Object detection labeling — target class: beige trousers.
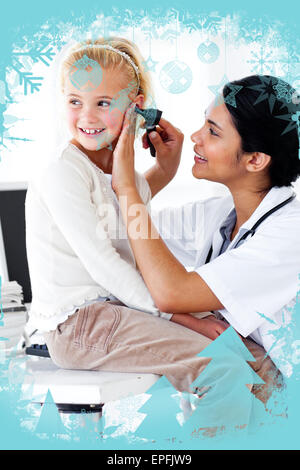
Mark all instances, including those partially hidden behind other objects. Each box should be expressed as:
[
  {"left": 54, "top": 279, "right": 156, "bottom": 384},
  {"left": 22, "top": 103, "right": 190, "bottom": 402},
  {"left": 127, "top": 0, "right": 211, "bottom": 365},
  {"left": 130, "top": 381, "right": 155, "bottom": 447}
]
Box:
[{"left": 44, "top": 301, "right": 281, "bottom": 406}]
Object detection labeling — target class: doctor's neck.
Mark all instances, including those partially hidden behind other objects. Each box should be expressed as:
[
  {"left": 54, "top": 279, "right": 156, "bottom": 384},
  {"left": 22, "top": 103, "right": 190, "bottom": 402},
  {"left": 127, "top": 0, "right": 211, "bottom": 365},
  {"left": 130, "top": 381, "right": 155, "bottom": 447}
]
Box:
[{"left": 229, "top": 177, "right": 271, "bottom": 235}]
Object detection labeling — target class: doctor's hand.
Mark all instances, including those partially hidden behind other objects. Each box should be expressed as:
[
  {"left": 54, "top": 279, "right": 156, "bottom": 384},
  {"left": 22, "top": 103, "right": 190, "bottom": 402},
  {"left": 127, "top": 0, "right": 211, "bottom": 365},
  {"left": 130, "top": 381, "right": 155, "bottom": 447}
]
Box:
[{"left": 143, "top": 118, "right": 184, "bottom": 197}]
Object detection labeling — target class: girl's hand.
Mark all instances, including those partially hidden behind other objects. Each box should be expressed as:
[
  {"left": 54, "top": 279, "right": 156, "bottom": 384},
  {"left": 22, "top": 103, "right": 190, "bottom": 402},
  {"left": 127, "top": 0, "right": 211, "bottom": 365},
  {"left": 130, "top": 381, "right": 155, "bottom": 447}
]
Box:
[
  {"left": 171, "top": 314, "right": 229, "bottom": 340},
  {"left": 194, "top": 315, "right": 229, "bottom": 340},
  {"left": 112, "top": 103, "right": 137, "bottom": 196}
]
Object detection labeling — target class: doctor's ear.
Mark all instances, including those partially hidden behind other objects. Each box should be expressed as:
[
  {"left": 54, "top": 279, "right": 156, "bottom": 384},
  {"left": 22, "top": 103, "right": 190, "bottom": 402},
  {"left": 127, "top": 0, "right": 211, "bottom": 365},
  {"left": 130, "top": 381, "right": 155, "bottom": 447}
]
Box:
[{"left": 245, "top": 152, "right": 271, "bottom": 173}]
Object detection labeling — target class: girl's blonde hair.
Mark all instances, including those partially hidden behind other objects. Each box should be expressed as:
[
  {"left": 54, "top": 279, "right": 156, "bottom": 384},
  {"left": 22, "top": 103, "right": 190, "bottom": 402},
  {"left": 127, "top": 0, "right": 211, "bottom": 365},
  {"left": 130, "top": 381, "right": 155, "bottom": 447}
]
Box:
[{"left": 60, "top": 37, "right": 154, "bottom": 109}]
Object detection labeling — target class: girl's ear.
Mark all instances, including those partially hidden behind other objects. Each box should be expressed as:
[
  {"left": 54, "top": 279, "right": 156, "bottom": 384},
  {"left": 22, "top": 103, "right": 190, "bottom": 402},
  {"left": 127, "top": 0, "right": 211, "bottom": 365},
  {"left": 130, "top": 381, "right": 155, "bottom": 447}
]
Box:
[{"left": 133, "top": 94, "right": 144, "bottom": 109}]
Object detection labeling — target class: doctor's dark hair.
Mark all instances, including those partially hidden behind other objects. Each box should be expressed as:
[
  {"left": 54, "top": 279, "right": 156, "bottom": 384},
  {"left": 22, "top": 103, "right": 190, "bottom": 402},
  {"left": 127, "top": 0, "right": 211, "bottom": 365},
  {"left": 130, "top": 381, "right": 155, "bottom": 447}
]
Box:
[{"left": 222, "top": 75, "right": 300, "bottom": 188}]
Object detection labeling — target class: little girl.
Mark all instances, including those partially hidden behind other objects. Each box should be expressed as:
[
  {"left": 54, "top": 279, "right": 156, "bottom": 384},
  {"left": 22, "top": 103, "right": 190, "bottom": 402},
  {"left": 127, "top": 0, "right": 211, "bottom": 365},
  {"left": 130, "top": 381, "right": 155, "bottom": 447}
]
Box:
[
  {"left": 26, "top": 37, "right": 173, "bottom": 333},
  {"left": 25, "top": 37, "right": 274, "bottom": 407}
]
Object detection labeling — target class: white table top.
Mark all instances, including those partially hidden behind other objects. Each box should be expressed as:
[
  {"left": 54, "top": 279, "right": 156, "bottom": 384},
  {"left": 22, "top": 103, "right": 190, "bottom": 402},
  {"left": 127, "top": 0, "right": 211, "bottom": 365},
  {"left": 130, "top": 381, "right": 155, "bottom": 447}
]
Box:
[{"left": 21, "top": 355, "right": 160, "bottom": 405}]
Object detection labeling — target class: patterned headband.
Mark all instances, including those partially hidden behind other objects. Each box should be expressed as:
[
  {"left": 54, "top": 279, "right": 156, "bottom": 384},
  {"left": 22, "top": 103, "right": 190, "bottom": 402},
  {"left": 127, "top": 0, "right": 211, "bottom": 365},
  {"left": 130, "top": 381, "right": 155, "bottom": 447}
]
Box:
[{"left": 73, "top": 44, "right": 140, "bottom": 88}]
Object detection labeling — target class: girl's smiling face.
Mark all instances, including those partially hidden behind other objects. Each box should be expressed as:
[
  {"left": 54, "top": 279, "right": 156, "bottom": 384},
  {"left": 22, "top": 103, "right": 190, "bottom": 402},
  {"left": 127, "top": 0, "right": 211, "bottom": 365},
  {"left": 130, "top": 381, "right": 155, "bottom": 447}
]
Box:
[
  {"left": 190, "top": 99, "right": 246, "bottom": 186},
  {"left": 63, "top": 65, "right": 139, "bottom": 152}
]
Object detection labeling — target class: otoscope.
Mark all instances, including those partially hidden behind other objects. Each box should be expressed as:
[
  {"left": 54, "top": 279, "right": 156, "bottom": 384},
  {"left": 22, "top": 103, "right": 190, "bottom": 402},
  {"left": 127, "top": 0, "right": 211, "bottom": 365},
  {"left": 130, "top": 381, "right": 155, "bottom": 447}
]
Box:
[{"left": 135, "top": 105, "right": 162, "bottom": 157}]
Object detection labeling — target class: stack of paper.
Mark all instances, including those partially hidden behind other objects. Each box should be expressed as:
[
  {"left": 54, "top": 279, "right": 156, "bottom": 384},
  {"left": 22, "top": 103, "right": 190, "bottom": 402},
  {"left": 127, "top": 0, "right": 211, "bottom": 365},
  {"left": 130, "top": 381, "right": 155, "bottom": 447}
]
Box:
[
  {"left": 0, "top": 281, "right": 27, "bottom": 351},
  {"left": 1, "top": 280, "right": 26, "bottom": 312}
]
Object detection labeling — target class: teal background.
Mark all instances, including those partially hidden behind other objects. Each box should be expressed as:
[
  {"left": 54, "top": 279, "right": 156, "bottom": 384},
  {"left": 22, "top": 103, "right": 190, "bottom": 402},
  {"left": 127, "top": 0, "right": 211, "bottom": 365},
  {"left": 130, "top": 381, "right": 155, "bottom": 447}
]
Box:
[{"left": 0, "top": 0, "right": 299, "bottom": 450}]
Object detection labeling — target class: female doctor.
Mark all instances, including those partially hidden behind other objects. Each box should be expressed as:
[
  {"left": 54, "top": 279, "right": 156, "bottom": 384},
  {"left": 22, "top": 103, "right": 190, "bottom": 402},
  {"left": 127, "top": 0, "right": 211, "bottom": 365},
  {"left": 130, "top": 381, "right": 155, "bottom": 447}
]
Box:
[{"left": 112, "top": 74, "right": 300, "bottom": 379}]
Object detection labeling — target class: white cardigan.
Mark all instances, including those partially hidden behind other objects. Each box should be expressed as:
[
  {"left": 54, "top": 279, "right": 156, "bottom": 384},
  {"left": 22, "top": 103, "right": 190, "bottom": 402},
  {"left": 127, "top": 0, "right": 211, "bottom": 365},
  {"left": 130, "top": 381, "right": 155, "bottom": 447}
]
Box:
[{"left": 25, "top": 143, "right": 171, "bottom": 332}]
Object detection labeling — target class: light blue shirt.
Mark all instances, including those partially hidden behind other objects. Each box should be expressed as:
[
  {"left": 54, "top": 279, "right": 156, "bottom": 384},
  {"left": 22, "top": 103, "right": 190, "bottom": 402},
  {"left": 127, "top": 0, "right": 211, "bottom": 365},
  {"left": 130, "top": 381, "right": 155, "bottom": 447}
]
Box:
[{"left": 218, "top": 208, "right": 237, "bottom": 256}]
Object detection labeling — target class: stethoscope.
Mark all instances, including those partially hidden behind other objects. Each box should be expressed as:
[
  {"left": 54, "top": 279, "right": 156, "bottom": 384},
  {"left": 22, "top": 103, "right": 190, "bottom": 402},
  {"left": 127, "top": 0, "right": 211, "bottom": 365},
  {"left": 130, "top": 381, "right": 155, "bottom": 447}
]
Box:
[{"left": 205, "top": 193, "right": 296, "bottom": 264}]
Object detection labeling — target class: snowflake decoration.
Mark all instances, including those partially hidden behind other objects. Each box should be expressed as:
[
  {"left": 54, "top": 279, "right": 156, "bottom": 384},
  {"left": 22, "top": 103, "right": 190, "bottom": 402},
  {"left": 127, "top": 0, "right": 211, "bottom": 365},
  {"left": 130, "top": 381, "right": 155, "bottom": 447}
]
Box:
[
  {"left": 248, "top": 75, "right": 279, "bottom": 113},
  {"left": 276, "top": 110, "right": 300, "bottom": 136},
  {"left": 275, "top": 110, "right": 300, "bottom": 159},
  {"left": 159, "top": 28, "right": 180, "bottom": 43},
  {"left": 273, "top": 81, "right": 294, "bottom": 104},
  {"left": 224, "top": 84, "right": 243, "bottom": 108},
  {"left": 292, "top": 111, "right": 300, "bottom": 159},
  {"left": 238, "top": 16, "right": 269, "bottom": 43},
  {"left": 292, "top": 111, "right": 300, "bottom": 125},
  {"left": 12, "top": 44, "right": 55, "bottom": 67},
  {"left": 123, "top": 9, "right": 146, "bottom": 29},
  {"left": 199, "top": 14, "right": 223, "bottom": 36},
  {"left": 247, "top": 47, "right": 276, "bottom": 75},
  {"left": 142, "top": 25, "right": 159, "bottom": 40}
]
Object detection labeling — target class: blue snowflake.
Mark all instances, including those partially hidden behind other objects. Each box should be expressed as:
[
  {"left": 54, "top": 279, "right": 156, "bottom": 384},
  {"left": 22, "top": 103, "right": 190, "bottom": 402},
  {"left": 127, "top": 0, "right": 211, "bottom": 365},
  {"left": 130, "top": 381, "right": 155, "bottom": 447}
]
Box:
[
  {"left": 291, "top": 111, "right": 300, "bottom": 159},
  {"left": 276, "top": 110, "right": 300, "bottom": 160},
  {"left": 123, "top": 9, "right": 146, "bottom": 29},
  {"left": 12, "top": 44, "right": 55, "bottom": 67},
  {"left": 248, "top": 75, "right": 279, "bottom": 113},
  {"left": 201, "top": 14, "right": 223, "bottom": 36},
  {"left": 273, "top": 81, "right": 294, "bottom": 104},
  {"left": 159, "top": 28, "right": 180, "bottom": 43},
  {"left": 11, "top": 65, "right": 43, "bottom": 95},
  {"left": 142, "top": 25, "right": 159, "bottom": 40},
  {"left": 247, "top": 47, "right": 276, "bottom": 75},
  {"left": 238, "top": 15, "right": 274, "bottom": 44}
]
